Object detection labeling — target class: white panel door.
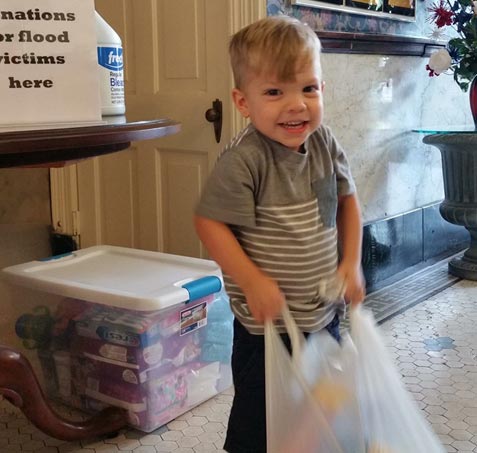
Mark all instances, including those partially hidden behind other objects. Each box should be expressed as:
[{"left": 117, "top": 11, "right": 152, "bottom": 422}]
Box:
[{"left": 50, "top": 0, "right": 266, "bottom": 258}]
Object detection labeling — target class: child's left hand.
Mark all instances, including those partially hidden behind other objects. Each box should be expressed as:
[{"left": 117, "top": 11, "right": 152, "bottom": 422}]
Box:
[{"left": 337, "top": 264, "right": 365, "bottom": 306}]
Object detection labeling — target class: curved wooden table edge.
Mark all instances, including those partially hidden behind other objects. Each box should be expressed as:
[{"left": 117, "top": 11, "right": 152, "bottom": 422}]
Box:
[
  {"left": 0, "top": 118, "right": 181, "bottom": 168},
  {"left": 0, "top": 345, "right": 129, "bottom": 441}
]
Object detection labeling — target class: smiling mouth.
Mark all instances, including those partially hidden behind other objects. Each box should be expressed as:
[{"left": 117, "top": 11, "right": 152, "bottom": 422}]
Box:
[{"left": 280, "top": 121, "right": 307, "bottom": 130}]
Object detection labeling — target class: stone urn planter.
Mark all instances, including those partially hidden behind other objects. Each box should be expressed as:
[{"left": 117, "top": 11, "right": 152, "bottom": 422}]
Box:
[{"left": 423, "top": 132, "right": 477, "bottom": 279}]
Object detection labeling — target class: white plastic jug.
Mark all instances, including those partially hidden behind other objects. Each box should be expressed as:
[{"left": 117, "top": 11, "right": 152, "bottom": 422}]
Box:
[{"left": 95, "top": 11, "right": 125, "bottom": 116}]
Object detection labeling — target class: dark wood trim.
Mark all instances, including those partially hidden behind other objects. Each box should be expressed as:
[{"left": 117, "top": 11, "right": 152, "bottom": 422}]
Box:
[
  {"left": 0, "top": 117, "right": 181, "bottom": 168},
  {"left": 317, "top": 31, "right": 446, "bottom": 56}
]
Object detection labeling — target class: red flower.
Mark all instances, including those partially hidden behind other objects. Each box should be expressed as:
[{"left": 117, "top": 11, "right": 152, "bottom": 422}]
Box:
[
  {"left": 428, "top": 0, "right": 454, "bottom": 27},
  {"left": 426, "top": 64, "right": 440, "bottom": 77}
]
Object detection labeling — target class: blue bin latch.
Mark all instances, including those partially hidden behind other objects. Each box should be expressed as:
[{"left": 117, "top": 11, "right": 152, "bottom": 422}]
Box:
[
  {"left": 182, "top": 276, "right": 222, "bottom": 303},
  {"left": 39, "top": 252, "right": 74, "bottom": 262}
]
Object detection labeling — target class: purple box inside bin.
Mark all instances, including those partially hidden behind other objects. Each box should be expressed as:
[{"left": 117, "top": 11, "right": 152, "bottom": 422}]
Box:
[
  {"left": 74, "top": 295, "right": 213, "bottom": 348},
  {"left": 69, "top": 297, "right": 211, "bottom": 373},
  {"left": 83, "top": 365, "right": 189, "bottom": 411},
  {"left": 71, "top": 328, "right": 201, "bottom": 371},
  {"left": 70, "top": 333, "right": 201, "bottom": 385},
  {"left": 74, "top": 360, "right": 220, "bottom": 432}
]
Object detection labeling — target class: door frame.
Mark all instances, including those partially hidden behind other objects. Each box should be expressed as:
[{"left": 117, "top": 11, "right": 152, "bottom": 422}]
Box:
[{"left": 50, "top": 0, "right": 266, "bottom": 244}]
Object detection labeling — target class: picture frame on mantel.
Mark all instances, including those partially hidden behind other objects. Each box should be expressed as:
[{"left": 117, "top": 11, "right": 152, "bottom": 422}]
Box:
[
  {"left": 292, "top": 0, "right": 415, "bottom": 22},
  {"left": 277, "top": 0, "right": 445, "bottom": 57}
]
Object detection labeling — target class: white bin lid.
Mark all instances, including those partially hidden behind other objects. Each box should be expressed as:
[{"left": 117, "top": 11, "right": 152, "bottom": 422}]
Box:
[{"left": 1, "top": 245, "right": 223, "bottom": 311}]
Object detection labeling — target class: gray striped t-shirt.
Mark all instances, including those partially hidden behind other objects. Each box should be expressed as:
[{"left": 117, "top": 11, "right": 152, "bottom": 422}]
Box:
[{"left": 196, "top": 124, "right": 356, "bottom": 335}]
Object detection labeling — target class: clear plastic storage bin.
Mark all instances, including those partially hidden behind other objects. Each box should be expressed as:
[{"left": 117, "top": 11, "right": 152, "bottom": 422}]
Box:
[{"left": 2, "top": 245, "right": 233, "bottom": 432}]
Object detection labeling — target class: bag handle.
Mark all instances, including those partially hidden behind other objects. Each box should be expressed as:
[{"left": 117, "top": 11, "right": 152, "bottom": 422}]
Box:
[
  {"left": 264, "top": 305, "right": 304, "bottom": 366},
  {"left": 264, "top": 306, "right": 348, "bottom": 453},
  {"left": 281, "top": 306, "right": 303, "bottom": 362}
]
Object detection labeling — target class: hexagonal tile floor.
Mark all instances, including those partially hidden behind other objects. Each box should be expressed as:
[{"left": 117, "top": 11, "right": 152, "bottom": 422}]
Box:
[{"left": 1, "top": 259, "right": 477, "bottom": 452}]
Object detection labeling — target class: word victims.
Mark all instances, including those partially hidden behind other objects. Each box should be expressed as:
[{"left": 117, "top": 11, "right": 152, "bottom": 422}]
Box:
[{"left": 2, "top": 30, "right": 70, "bottom": 89}]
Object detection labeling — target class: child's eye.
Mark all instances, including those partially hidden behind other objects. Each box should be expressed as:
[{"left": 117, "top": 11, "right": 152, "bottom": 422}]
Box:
[
  {"left": 264, "top": 89, "right": 281, "bottom": 96},
  {"left": 303, "top": 85, "right": 319, "bottom": 93}
]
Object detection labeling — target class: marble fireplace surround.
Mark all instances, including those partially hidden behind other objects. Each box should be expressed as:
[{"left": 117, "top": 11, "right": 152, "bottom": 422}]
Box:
[
  {"left": 314, "top": 32, "right": 467, "bottom": 286},
  {"left": 318, "top": 42, "right": 470, "bottom": 285}
]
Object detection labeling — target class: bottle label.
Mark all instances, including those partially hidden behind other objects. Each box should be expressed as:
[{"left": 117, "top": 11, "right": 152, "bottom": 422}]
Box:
[
  {"left": 97, "top": 46, "right": 124, "bottom": 71},
  {"left": 97, "top": 45, "right": 125, "bottom": 114}
]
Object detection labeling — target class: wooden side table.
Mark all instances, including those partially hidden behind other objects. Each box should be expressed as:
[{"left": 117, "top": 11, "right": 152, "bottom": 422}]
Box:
[
  {"left": 0, "top": 117, "right": 180, "bottom": 439},
  {"left": 0, "top": 117, "right": 180, "bottom": 168}
]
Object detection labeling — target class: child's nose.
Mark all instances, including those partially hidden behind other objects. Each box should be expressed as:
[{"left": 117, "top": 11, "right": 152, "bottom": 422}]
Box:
[{"left": 286, "top": 94, "right": 306, "bottom": 112}]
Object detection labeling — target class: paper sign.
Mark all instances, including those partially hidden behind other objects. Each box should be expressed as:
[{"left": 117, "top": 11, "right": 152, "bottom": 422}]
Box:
[{"left": 0, "top": 0, "right": 101, "bottom": 125}]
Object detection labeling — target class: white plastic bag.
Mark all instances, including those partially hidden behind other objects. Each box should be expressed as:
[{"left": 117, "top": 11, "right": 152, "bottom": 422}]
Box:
[
  {"left": 266, "top": 306, "right": 445, "bottom": 453},
  {"left": 265, "top": 308, "right": 365, "bottom": 453},
  {"left": 350, "top": 306, "right": 445, "bottom": 453}
]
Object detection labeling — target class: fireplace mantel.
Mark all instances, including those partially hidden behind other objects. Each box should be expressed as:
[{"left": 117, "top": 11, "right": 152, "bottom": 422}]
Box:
[{"left": 317, "top": 31, "right": 445, "bottom": 57}]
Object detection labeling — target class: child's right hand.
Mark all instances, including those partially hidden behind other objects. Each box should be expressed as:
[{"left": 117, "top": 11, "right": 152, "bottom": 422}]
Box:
[{"left": 242, "top": 275, "right": 285, "bottom": 323}]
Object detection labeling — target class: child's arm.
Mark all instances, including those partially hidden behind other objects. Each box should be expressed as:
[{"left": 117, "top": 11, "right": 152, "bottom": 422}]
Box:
[
  {"left": 336, "top": 193, "right": 365, "bottom": 306},
  {"left": 194, "top": 215, "right": 285, "bottom": 322}
]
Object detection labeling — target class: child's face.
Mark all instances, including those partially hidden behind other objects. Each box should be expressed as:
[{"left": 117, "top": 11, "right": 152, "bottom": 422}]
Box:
[{"left": 232, "top": 60, "right": 324, "bottom": 152}]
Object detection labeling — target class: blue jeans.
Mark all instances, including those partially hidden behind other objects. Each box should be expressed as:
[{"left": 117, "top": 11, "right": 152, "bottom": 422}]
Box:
[{"left": 223, "top": 314, "right": 341, "bottom": 453}]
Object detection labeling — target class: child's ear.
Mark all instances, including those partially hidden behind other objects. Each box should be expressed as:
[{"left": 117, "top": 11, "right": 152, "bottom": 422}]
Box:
[{"left": 232, "top": 88, "right": 250, "bottom": 118}]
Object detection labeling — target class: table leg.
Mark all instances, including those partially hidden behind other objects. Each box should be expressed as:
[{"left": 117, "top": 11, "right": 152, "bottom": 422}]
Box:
[{"left": 0, "top": 345, "right": 128, "bottom": 441}]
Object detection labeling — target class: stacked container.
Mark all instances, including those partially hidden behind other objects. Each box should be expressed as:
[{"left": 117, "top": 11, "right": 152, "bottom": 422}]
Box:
[{"left": 3, "top": 246, "right": 233, "bottom": 432}]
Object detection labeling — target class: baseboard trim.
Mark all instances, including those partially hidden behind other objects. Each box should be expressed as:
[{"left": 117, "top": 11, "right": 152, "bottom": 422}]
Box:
[{"left": 362, "top": 203, "right": 468, "bottom": 291}]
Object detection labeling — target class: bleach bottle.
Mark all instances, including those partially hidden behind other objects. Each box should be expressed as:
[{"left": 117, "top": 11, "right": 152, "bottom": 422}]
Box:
[{"left": 95, "top": 11, "right": 125, "bottom": 116}]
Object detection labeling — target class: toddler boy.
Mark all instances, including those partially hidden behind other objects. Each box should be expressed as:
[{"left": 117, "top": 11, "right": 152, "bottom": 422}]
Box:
[{"left": 194, "top": 15, "right": 365, "bottom": 453}]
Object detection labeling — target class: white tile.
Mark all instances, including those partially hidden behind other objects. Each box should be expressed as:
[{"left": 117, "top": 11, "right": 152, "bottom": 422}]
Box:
[{"left": 154, "top": 441, "right": 178, "bottom": 452}]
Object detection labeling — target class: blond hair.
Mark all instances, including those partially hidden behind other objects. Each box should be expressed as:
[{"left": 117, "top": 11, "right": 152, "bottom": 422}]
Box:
[{"left": 229, "top": 16, "right": 322, "bottom": 89}]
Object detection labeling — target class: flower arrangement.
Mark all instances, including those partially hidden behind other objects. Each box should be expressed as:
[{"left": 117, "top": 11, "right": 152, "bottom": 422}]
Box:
[{"left": 426, "top": 0, "right": 477, "bottom": 91}]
